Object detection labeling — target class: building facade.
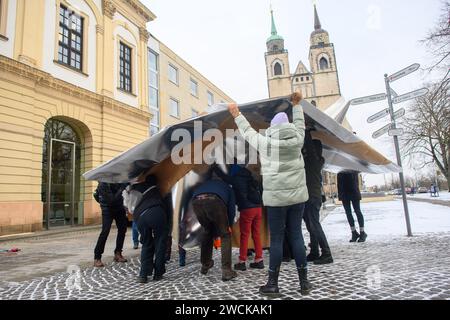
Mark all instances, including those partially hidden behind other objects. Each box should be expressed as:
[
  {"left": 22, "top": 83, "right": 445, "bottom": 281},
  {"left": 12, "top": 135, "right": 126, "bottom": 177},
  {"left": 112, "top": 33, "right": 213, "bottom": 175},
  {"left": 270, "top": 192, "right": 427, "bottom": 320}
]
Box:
[
  {"left": 147, "top": 35, "right": 233, "bottom": 135},
  {"left": 0, "top": 0, "right": 233, "bottom": 236},
  {"left": 265, "top": 5, "right": 342, "bottom": 111}
]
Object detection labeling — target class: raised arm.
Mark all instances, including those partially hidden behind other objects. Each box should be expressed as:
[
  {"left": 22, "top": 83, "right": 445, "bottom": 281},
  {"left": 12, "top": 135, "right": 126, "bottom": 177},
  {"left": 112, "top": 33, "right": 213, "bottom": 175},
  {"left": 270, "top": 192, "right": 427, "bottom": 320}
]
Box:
[
  {"left": 228, "top": 103, "right": 268, "bottom": 151},
  {"left": 290, "top": 92, "right": 306, "bottom": 147}
]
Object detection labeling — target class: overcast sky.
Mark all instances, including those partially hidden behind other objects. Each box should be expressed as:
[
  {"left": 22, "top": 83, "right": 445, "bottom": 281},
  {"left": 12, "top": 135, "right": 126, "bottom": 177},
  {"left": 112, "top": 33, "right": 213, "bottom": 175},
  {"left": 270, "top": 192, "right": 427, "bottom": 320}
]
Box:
[{"left": 141, "top": 0, "right": 444, "bottom": 187}]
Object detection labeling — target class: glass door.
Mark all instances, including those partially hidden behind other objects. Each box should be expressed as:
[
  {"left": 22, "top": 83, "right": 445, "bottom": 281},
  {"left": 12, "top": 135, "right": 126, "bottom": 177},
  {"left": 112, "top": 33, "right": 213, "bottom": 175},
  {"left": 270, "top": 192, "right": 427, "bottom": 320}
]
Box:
[{"left": 43, "top": 138, "right": 76, "bottom": 229}]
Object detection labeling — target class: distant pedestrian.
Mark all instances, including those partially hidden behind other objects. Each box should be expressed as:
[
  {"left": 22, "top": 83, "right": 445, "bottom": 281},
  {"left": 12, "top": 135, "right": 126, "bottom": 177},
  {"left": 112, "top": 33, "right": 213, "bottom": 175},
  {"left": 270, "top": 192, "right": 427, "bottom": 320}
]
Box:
[
  {"left": 337, "top": 171, "right": 367, "bottom": 242},
  {"left": 93, "top": 183, "right": 129, "bottom": 267},
  {"left": 191, "top": 171, "right": 238, "bottom": 282}
]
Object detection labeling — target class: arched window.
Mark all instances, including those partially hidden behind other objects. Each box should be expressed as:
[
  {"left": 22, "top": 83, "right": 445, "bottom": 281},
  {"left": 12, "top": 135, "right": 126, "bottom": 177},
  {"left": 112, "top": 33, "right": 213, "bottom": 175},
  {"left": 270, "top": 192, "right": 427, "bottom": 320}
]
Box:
[
  {"left": 319, "top": 57, "right": 329, "bottom": 70},
  {"left": 273, "top": 62, "right": 282, "bottom": 76},
  {"left": 272, "top": 45, "right": 279, "bottom": 51}
]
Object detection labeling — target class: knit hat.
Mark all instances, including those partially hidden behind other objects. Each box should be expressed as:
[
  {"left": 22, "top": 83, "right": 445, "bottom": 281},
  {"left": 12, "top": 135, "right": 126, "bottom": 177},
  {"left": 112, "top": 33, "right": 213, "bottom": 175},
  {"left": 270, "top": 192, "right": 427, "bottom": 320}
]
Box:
[{"left": 270, "top": 112, "right": 289, "bottom": 126}]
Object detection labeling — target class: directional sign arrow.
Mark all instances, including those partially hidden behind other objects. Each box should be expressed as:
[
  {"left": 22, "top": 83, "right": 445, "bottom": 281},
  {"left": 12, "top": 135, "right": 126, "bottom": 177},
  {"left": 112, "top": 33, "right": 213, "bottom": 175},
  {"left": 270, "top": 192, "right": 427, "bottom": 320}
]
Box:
[
  {"left": 388, "top": 128, "right": 404, "bottom": 137},
  {"left": 367, "top": 108, "right": 390, "bottom": 123},
  {"left": 388, "top": 63, "right": 420, "bottom": 82},
  {"left": 372, "top": 123, "right": 392, "bottom": 139},
  {"left": 393, "top": 88, "right": 429, "bottom": 104},
  {"left": 351, "top": 93, "right": 387, "bottom": 105},
  {"left": 393, "top": 108, "right": 405, "bottom": 120}
]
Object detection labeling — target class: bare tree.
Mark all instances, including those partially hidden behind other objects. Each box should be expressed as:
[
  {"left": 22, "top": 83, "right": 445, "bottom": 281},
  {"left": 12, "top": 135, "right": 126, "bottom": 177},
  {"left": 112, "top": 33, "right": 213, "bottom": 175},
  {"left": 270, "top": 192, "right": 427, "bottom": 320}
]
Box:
[
  {"left": 421, "top": 1, "right": 450, "bottom": 73},
  {"left": 401, "top": 80, "right": 450, "bottom": 191}
]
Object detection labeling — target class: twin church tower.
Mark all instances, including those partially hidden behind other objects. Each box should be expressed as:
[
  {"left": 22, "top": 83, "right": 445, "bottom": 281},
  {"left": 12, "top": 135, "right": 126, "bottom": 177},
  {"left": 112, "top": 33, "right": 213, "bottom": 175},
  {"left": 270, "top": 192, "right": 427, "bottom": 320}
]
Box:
[{"left": 265, "top": 5, "right": 342, "bottom": 110}]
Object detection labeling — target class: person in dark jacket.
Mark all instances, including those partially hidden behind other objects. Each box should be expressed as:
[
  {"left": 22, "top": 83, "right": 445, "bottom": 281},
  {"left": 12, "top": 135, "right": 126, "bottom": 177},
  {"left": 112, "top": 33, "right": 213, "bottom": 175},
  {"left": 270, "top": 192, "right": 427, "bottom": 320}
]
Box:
[
  {"left": 93, "top": 182, "right": 129, "bottom": 267},
  {"left": 126, "top": 174, "right": 170, "bottom": 283},
  {"left": 214, "top": 163, "right": 264, "bottom": 271},
  {"left": 302, "top": 129, "right": 333, "bottom": 264},
  {"left": 337, "top": 171, "right": 367, "bottom": 242},
  {"left": 191, "top": 172, "right": 238, "bottom": 282}
]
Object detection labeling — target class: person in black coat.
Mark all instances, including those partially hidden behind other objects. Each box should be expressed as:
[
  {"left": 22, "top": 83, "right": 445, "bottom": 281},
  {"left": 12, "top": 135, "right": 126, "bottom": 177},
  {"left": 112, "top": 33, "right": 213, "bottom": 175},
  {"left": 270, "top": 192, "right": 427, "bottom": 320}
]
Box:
[
  {"left": 127, "top": 174, "right": 170, "bottom": 283},
  {"left": 93, "top": 182, "right": 129, "bottom": 267},
  {"left": 302, "top": 129, "right": 333, "bottom": 264},
  {"left": 337, "top": 171, "right": 367, "bottom": 242}
]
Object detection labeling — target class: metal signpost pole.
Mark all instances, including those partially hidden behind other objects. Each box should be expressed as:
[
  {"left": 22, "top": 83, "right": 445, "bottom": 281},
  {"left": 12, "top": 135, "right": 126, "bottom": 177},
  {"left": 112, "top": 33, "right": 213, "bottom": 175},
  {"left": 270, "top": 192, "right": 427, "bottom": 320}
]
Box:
[{"left": 384, "top": 74, "right": 413, "bottom": 237}]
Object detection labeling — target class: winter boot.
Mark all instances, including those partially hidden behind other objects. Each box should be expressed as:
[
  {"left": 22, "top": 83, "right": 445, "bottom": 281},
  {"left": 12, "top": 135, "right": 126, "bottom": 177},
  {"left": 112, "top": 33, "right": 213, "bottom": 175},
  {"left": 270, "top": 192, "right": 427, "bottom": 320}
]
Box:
[
  {"left": 200, "top": 260, "right": 214, "bottom": 275},
  {"left": 350, "top": 231, "right": 360, "bottom": 242},
  {"left": 221, "top": 235, "right": 237, "bottom": 281},
  {"left": 234, "top": 262, "right": 247, "bottom": 271},
  {"left": 297, "top": 265, "right": 313, "bottom": 295},
  {"left": 306, "top": 252, "right": 320, "bottom": 262},
  {"left": 94, "top": 259, "right": 104, "bottom": 268},
  {"left": 259, "top": 269, "right": 281, "bottom": 297},
  {"left": 113, "top": 251, "right": 128, "bottom": 263},
  {"left": 313, "top": 252, "right": 334, "bottom": 265},
  {"left": 249, "top": 260, "right": 265, "bottom": 269},
  {"left": 358, "top": 231, "right": 367, "bottom": 242}
]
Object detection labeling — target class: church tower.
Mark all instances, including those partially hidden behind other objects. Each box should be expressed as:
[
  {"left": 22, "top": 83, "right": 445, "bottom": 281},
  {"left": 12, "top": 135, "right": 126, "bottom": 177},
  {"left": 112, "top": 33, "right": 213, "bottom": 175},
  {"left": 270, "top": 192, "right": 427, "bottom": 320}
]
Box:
[
  {"left": 308, "top": 5, "right": 341, "bottom": 108},
  {"left": 265, "top": 9, "right": 291, "bottom": 98}
]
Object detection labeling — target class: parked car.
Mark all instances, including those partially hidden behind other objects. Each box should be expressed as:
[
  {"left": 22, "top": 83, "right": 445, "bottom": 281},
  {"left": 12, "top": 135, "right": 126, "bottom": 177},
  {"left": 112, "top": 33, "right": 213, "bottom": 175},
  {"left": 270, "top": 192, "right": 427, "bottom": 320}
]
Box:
[
  {"left": 389, "top": 189, "right": 402, "bottom": 195},
  {"left": 417, "top": 187, "right": 428, "bottom": 193}
]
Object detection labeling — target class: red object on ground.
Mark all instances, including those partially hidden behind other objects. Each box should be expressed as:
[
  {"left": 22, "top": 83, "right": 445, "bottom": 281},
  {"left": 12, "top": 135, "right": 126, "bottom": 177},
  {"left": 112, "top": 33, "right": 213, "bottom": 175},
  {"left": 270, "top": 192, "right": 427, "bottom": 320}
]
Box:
[
  {"left": 0, "top": 247, "right": 21, "bottom": 253},
  {"left": 213, "top": 238, "right": 221, "bottom": 250},
  {"left": 238, "top": 207, "right": 263, "bottom": 262}
]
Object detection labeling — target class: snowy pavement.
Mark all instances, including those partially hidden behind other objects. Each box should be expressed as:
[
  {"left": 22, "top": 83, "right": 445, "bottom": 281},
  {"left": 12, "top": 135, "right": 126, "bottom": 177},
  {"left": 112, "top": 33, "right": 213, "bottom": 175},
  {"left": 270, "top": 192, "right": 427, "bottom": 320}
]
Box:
[
  {"left": 323, "top": 199, "right": 450, "bottom": 240},
  {"left": 407, "top": 191, "right": 450, "bottom": 203},
  {"left": 0, "top": 199, "right": 449, "bottom": 300}
]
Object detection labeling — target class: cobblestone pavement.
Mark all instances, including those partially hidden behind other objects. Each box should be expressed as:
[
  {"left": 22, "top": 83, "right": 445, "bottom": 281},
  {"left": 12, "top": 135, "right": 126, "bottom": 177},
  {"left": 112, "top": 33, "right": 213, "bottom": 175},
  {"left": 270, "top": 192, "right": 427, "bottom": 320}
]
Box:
[{"left": 1, "top": 231, "right": 449, "bottom": 300}]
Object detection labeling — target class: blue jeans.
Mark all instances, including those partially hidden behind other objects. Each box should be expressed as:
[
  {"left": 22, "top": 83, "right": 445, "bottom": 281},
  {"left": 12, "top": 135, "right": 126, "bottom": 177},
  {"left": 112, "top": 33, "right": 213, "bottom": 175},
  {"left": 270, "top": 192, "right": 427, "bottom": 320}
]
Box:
[
  {"left": 267, "top": 203, "right": 307, "bottom": 271},
  {"left": 132, "top": 221, "right": 139, "bottom": 245}
]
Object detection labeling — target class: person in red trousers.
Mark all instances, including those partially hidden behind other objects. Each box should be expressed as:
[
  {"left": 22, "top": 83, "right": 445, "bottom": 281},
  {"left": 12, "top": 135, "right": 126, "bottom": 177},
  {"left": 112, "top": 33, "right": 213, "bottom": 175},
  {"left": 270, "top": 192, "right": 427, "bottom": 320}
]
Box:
[{"left": 214, "top": 163, "right": 264, "bottom": 271}]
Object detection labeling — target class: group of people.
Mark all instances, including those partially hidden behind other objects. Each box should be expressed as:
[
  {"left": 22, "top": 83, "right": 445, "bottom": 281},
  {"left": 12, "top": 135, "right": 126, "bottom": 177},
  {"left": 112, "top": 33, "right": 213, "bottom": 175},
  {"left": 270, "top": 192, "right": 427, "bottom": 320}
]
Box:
[{"left": 92, "top": 91, "right": 367, "bottom": 296}]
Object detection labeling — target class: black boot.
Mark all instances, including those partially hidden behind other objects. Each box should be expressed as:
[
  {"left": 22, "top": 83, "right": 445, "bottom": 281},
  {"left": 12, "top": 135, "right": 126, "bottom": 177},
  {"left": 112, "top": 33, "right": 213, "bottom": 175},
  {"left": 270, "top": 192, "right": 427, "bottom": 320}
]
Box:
[
  {"left": 259, "top": 269, "right": 281, "bottom": 297},
  {"left": 350, "top": 231, "right": 360, "bottom": 242},
  {"left": 313, "top": 252, "right": 333, "bottom": 265},
  {"left": 306, "top": 252, "right": 320, "bottom": 262},
  {"left": 297, "top": 266, "right": 313, "bottom": 295},
  {"left": 358, "top": 231, "right": 367, "bottom": 242}
]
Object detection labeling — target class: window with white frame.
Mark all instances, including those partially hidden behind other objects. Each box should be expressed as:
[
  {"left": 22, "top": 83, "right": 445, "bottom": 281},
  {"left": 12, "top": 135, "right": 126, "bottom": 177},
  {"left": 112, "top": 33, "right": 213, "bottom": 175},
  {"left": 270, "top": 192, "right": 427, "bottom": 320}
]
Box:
[
  {"left": 148, "top": 50, "right": 159, "bottom": 135},
  {"left": 190, "top": 79, "right": 198, "bottom": 97},
  {"left": 168, "top": 64, "right": 178, "bottom": 85},
  {"left": 169, "top": 98, "right": 180, "bottom": 118},
  {"left": 58, "top": 4, "right": 83, "bottom": 70},
  {"left": 207, "top": 91, "right": 214, "bottom": 107}
]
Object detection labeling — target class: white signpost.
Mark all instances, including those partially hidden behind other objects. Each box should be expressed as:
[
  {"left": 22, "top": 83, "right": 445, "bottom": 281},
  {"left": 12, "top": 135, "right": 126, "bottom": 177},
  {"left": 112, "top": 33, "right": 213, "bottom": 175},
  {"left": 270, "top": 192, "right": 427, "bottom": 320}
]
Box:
[
  {"left": 393, "top": 88, "right": 429, "bottom": 104},
  {"left": 388, "top": 128, "right": 404, "bottom": 137},
  {"left": 372, "top": 123, "right": 392, "bottom": 139},
  {"left": 393, "top": 108, "right": 405, "bottom": 120},
  {"left": 388, "top": 63, "right": 420, "bottom": 82},
  {"left": 351, "top": 93, "right": 387, "bottom": 105},
  {"left": 367, "top": 108, "right": 390, "bottom": 124},
  {"left": 352, "top": 63, "right": 423, "bottom": 237}
]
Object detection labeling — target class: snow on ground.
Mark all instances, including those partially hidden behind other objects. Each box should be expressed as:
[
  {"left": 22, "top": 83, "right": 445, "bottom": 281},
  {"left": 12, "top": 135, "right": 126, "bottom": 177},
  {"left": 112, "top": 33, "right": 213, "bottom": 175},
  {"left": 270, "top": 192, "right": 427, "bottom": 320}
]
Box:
[
  {"left": 407, "top": 190, "right": 450, "bottom": 202},
  {"left": 322, "top": 199, "right": 450, "bottom": 241}
]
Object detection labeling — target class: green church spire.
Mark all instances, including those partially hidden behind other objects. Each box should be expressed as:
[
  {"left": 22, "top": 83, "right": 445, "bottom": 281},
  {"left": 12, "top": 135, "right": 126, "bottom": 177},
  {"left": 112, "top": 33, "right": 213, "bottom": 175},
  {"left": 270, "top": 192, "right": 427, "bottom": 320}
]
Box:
[{"left": 267, "top": 8, "right": 284, "bottom": 42}]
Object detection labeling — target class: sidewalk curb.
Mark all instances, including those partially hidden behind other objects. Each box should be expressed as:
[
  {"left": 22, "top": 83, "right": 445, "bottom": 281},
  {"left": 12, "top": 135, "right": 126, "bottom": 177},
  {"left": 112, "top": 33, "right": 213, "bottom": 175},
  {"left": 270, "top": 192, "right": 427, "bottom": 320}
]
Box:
[{"left": 0, "top": 225, "right": 106, "bottom": 243}]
